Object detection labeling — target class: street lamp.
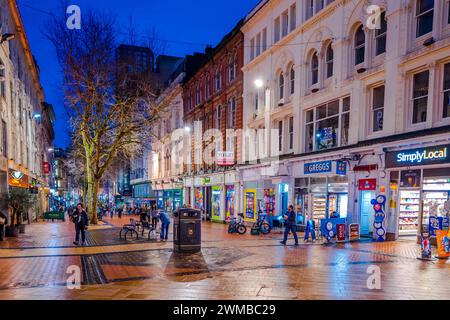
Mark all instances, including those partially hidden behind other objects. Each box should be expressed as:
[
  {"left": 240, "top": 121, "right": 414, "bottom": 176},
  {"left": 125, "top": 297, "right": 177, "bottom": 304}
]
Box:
[
  {"left": 184, "top": 126, "right": 191, "bottom": 132},
  {"left": 254, "top": 79, "right": 264, "bottom": 89},
  {"left": 33, "top": 113, "right": 41, "bottom": 119}
]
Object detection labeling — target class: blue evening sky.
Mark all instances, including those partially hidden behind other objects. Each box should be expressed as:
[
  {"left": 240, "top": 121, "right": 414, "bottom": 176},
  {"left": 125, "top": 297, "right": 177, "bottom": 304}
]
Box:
[{"left": 18, "top": 0, "right": 260, "bottom": 147}]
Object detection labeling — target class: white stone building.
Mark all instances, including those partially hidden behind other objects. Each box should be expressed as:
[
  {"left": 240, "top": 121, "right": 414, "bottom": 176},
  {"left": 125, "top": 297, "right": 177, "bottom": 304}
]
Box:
[{"left": 240, "top": 0, "right": 450, "bottom": 240}]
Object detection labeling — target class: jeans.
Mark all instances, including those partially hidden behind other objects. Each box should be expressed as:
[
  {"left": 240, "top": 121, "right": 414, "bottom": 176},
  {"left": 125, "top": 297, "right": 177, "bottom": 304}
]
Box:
[
  {"left": 160, "top": 222, "right": 170, "bottom": 240},
  {"left": 75, "top": 224, "right": 86, "bottom": 243},
  {"left": 304, "top": 225, "right": 316, "bottom": 241},
  {"left": 283, "top": 224, "right": 299, "bottom": 244},
  {"left": 151, "top": 217, "right": 158, "bottom": 229}
]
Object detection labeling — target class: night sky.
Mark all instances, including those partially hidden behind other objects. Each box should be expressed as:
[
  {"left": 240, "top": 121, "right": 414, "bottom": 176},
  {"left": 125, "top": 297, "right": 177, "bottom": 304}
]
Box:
[{"left": 18, "top": 0, "right": 260, "bottom": 148}]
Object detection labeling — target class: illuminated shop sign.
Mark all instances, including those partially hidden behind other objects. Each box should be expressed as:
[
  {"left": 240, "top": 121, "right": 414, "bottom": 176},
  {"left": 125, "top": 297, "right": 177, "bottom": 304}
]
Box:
[
  {"left": 385, "top": 145, "right": 450, "bottom": 168},
  {"left": 304, "top": 161, "right": 347, "bottom": 175}
]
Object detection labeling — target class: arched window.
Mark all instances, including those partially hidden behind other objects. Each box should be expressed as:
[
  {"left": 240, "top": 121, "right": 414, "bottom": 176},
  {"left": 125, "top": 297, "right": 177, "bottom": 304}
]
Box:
[
  {"left": 290, "top": 65, "right": 295, "bottom": 95},
  {"left": 354, "top": 25, "right": 365, "bottom": 65},
  {"left": 214, "top": 68, "right": 222, "bottom": 92},
  {"left": 326, "top": 43, "right": 334, "bottom": 78},
  {"left": 195, "top": 83, "right": 201, "bottom": 105},
  {"left": 205, "top": 74, "right": 211, "bottom": 98},
  {"left": 311, "top": 52, "right": 319, "bottom": 85},
  {"left": 279, "top": 72, "right": 285, "bottom": 100},
  {"left": 375, "top": 11, "right": 387, "bottom": 55}
]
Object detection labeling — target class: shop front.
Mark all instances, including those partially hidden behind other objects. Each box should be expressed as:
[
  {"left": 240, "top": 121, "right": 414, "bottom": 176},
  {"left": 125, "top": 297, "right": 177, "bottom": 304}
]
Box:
[
  {"left": 385, "top": 144, "right": 450, "bottom": 240},
  {"left": 293, "top": 160, "right": 349, "bottom": 228}
]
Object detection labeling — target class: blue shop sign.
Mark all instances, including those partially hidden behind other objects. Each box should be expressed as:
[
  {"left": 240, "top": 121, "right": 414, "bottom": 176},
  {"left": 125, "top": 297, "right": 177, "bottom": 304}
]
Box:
[
  {"left": 336, "top": 161, "right": 347, "bottom": 175},
  {"left": 304, "top": 161, "right": 332, "bottom": 174},
  {"left": 386, "top": 144, "right": 450, "bottom": 168}
]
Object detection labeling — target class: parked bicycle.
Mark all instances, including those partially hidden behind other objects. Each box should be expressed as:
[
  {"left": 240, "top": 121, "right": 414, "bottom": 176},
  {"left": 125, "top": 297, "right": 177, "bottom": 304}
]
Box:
[
  {"left": 228, "top": 213, "right": 247, "bottom": 235},
  {"left": 252, "top": 213, "right": 271, "bottom": 235}
]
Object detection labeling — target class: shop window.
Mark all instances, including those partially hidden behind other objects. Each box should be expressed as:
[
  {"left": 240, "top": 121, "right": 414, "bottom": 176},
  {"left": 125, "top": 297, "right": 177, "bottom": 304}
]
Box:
[
  {"left": 354, "top": 25, "right": 365, "bottom": 66},
  {"left": 416, "top": 0, "right": 434, "bottom": 38},
  {"left": 443, "top": 63, "right": 450, "bottom": 118},
  {"left": 305, "top": 97, "right": 350, "bottom": 152},
  {"left": 371, "top": 85, "right": 385, "bottom": 132},
  {"left": 326, "top": 43, "right": 334, "bottom": 78},
  {"left": 412, "top": 70, "right": 429, "bottom": 124},
  {"left": 375, "top": 11, "right": 387, "bottom": 56}
]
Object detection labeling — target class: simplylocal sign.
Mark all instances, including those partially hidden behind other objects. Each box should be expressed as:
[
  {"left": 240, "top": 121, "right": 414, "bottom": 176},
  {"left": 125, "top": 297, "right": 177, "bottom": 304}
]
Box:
[{"left": 386, "top": 145, "right": 450, "bottom": 168}]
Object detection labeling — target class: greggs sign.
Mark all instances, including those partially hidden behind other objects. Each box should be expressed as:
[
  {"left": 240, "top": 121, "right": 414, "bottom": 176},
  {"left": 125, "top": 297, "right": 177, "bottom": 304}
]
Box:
[{"left": 386, "top": 145, "right": 450, "bottom": 168}]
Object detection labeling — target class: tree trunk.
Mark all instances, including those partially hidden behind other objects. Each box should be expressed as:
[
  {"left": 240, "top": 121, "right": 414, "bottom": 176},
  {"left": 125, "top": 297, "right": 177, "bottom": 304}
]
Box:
[{"left": 90, "top": 178, "right": 100, "bottom": 225}]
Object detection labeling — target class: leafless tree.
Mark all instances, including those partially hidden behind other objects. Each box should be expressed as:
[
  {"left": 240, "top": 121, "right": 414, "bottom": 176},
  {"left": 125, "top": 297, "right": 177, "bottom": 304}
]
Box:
[{"left": 45, "top": 9, "right": 165, "bottom": 224}]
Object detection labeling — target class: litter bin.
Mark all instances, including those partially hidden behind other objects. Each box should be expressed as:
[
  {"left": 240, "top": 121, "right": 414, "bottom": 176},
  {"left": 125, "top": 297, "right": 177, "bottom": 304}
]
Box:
[{"left": 173, "top": 208, "right": 202, "bottom": 253}]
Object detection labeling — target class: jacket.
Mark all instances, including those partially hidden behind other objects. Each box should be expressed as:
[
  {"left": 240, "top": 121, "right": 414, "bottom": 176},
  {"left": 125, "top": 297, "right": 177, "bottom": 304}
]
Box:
[
  {"left": 159, "top": 211, "right": 171, "bottom": 225},
  {"left": 285, "top": 210, "right": 296, "bottom": 226},
  {"left": 0, "top": 212, "right": 8, "bottom": 225},
  {"left": 72, "top": 210, "right": 89, "bottom": 227}
]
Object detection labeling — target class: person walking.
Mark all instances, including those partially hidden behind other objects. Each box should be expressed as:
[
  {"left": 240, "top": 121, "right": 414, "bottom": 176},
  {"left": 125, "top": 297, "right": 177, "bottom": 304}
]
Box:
[
  {"left": 159, "top": 211, "right": 171, "bottom": 241},
  {"left": 280, "top": 205, "right": 299, "bottom": 246},
  {"left": 72, "top": 203, "right": 89, "bottom": 246},
  {"left": 0, "top": 211, "right": 8, "bottom": 241},
  {"left": 304, "top": 212, "right": 316, "bottom": 242}
]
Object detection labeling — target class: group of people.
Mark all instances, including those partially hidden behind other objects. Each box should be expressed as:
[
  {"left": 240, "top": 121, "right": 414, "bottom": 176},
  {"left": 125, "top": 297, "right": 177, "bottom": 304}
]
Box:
[{"left": 137, "top": 206, "right": 171, "bottom": 241}]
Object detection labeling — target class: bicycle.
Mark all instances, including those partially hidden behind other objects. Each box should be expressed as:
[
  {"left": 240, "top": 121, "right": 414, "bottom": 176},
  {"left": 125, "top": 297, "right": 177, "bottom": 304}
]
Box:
[
  {"left": 252, "top": 213, "right": 271, "bottom": 235},
  {"left": 228, "top": 213, "right": 247, "bottom": 235}
]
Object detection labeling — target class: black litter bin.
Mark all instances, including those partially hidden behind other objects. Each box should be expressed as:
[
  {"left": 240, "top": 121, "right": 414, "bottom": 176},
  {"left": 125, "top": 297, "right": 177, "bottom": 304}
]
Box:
[{"left": 173, "top": 208, "right": 202, "bottom": 253}]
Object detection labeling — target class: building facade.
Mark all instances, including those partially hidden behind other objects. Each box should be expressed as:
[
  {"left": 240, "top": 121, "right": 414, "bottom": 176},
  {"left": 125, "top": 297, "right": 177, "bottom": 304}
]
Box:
[
  {"left": 240, "top": 0, "right": 450, "bottom": 240},
  {"left": 0, "top": 0, "right": 54, "bottom": 222},
  {"left": 182, "top": 21, "right": 245, "bottom": 222}
]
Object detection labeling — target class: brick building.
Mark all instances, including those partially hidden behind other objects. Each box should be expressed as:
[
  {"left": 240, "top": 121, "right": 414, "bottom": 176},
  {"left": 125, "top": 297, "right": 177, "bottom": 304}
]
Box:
[{"left": 182, "top": 19, "right": 244, "bottom": 222}]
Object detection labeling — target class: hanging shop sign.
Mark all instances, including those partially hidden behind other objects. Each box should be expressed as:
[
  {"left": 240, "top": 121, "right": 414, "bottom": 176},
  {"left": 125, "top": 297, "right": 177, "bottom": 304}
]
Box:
[
  {"left": 349, "top": 224, "right": 360, "bottom": 241},
  {"left": 359, "top": 179, "right": 377, "bottom": 191},
  {"left": 43, "top": 162, "right": 51, "bottom": 175},
  {"left": 8, "top": 169, "right": 29, "bottom": 189},
  {"left": 385, "top": 144, "right": 450, "bottom": 168},
  {"left": 336, "top": 161, "right": 347, "bottom": 176},
  {"left": 400, "top": 170, "right": 421, "bottom": 188},
  {"left": 217, "top": 151, "right": 235, "bottom": 166}
]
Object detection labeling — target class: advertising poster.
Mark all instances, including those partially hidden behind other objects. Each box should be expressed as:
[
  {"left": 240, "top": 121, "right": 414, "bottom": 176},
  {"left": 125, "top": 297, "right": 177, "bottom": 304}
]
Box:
[
  {"left": 349, "top": 224, "right": 360, "bottom": 241},
  {"left": 225, "top": 186, "right": 235, "bottom": 222},
  {"left": 435, "top": 230, "right": 450, "bottom": 259},
  {"left": 245, "top": 189, "right": 257, "bottom": 222},
  {"left": 400, "top": 170, "right": 421, "bottom": 188},
  {"left": 194, "top": 188, "right": 203, "bottom": 210},
  {"left": 212, "top": 186, "right": 221, "bottom": 221},
  {"left": 336, "top": 224, "right": 347, "bottom": 242}
]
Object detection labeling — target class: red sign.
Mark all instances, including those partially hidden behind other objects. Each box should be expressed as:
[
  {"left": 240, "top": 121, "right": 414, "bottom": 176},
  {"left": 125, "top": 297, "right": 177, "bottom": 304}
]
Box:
[
  {"left": 336, "top": 224, "right": 346, "bottom": 242},
  {"left": 353, "top": 164, "right": 378, "bottom": 172},
  {"left": 43, "top": 162, "right": 51, "bottom": 174},
  {"left": 359, "top": 179, "right": 377, "bottom": 191}
]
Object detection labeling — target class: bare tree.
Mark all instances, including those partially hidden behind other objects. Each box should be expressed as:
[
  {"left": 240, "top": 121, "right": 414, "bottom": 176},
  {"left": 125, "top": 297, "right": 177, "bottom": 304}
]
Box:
[{"left": 45, "top": 9, "right": 165, "bottom": 224}]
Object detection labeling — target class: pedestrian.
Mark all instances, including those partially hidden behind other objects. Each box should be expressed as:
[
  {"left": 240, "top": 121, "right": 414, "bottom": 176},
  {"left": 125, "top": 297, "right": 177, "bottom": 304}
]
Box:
[
  {"left": 280, "top": 205, "right": 299, "bottom": 246},
  {"left": 110, "top": 207, "right": 114, "bottom": 219},
  {"left": 71, "top": 203, "right": 89, "bottom": 246},
  {"left": 304, "top": 212, "right": 316, "bottom": 242},
  {"left": 0, "top": 211, "right": 8, "bottom": 241},
  {"left": 67, "top": 206, "right": 74, "bottom": 219},
  {"left": 159, "top": 211, "right": 171, "bottom": 241},
  {"left": 151, "top": 207, "right": 160, "bottom": 229}
]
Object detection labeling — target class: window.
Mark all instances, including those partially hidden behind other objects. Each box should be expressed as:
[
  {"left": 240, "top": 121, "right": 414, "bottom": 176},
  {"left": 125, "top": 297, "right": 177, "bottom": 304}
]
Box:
[
  {"left": 307, "top": 0, "right": 314, "bottom": 19},
  {"left": 289, "top": 117, "right": 294, "bottom": 150},
  {"left": 278, "top": 120, "right": 283, "bottom": 152},
  {"left": 316, "top": 0, "right": 324, "bottom": 12},
  {"left": 0, "top": 59, "right": 5, "bottom": 99},
  {"left": 214, "top": 68, "right": 222, "bottom": 91},
  {"left": 290, "top": 65, "right": 295, "bottom": 95},
  {"left": 250, "top": 38, "right": 255, "bottom": 60},
  {"left": 311, "top": 52, "right": 319, "bottom": 85},
  {"left": 1, "top": 120, "right": 6, "bottom": 157},
  {"left": 371, "top": 86, "right": 385, "bottom": 132},
  {"left": 274, "top": 17, "right": 281, "bottom": 43},
  {"left": 282, "top": 11, "right": 289, "bottom": 38},
  {"left": 375, "top": 11, "right": 387, "bottom": 55},
  {"left": 229, "top": 55, "right": 236, "bottom": 82},
  {"left": 305, "top": 97, "right": 351, "bottom": 152},
  {"left": 205, "top": 75, "right": 211, "bottom": 98},
  {"left": 355, "top": 25, "right": 365, "bottom": 65},
  {"left": 262, "top": 28, "right": 268, "bottom": 51},
  {"left": 290, "top": 4, "right": 297, "bottom": 32},
  {"left": 443, "top": 63, "right": 450, "bottom": 118},
  {"left": 228, "top": 97, "right": 236, "bottom": 128},
  {"left": 416, "top": 0, "right": 434, "bottom": 38},
  {"left": 254, "top": 92, "right": 259, "bottom": 113},
  {"left": 19, "top": 98, "right": 22, "bottom": 125},
  {"left": 412, "top": 70, "right": 429, "bottom": 124},
  {"left": 279, "top": 72, "right": 285, "bottom": 100},
  {"left": 448, "top": 0, "right": 450, "bottom": 24},
  {"left": 256, "top": 33, "right": 261, "bottom": 57},
  {"left": 195, "top": 83, "right": 201, "bottom": 105},
  {"left": 326, "top": 43, "right": 334, "bottom": 78},
  {"left": 216, "top": 105, "right": 222, "bottom": 129}
]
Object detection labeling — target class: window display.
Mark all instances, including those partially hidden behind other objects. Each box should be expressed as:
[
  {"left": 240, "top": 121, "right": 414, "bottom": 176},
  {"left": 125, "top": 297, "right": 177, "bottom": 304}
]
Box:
[
  {"left": 399, "top": 190, "right": 420, "bottom": 235},
  {"left": 263, "top": 189, "right": 276, "bottom": 216},
  {"left": 225, "top": 186, "right": 235, "bottom": 222}
]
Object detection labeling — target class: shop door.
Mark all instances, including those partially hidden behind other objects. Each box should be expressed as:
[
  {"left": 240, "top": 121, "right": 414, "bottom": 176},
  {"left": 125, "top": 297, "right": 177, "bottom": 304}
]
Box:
[
  {"left": 205, "top": 187, "right": 212, "bottom": 221},
  {"left": 360, "top": 191, "right": 375, "bottom": 236}
]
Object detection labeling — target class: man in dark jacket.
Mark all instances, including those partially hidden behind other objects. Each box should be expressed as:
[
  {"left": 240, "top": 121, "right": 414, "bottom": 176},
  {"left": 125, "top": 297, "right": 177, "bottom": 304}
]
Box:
[
  {"left": 159, "top": 211, "right": 171, "bottom": 241},
  {"left": 72, "top": 203, "right": 89, "bottom": 246},
  {"left": 0, "top": 211, "right": 8, "bottom": 241},
  {"left": 280, "top": 205, "right": 299, "bottom": 246}
]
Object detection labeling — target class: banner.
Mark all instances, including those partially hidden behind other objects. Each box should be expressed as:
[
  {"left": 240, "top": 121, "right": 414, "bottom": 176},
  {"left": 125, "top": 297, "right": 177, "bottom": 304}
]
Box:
[{"left": 244, "top": 189, "right": 257, "bottom": 222}]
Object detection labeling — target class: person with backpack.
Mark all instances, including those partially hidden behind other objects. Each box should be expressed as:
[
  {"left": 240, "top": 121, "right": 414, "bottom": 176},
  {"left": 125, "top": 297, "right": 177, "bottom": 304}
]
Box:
[
  {"left": 0, "top": 211, "right": 8, "bottom": 241},
  {"left": 71, "top": 203, "right": 89, "bottom": 246},
  {"left": 280, "top": 205, "right": 299, "bottom": 246}
]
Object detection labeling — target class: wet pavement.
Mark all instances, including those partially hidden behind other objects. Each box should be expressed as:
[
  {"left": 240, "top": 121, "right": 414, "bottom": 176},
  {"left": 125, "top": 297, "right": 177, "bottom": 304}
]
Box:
[{"left": 0, "top": 216, "right": 448, "bottom": 300}]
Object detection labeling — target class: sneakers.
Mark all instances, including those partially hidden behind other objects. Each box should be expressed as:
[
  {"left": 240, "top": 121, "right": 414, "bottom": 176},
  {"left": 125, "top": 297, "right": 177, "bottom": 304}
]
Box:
[
  {"left": 280, "top": 241, "right": 286, "bottom": 245},
  {"left": 73, "top": 241, "right": 79, "bottom": 246}
]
